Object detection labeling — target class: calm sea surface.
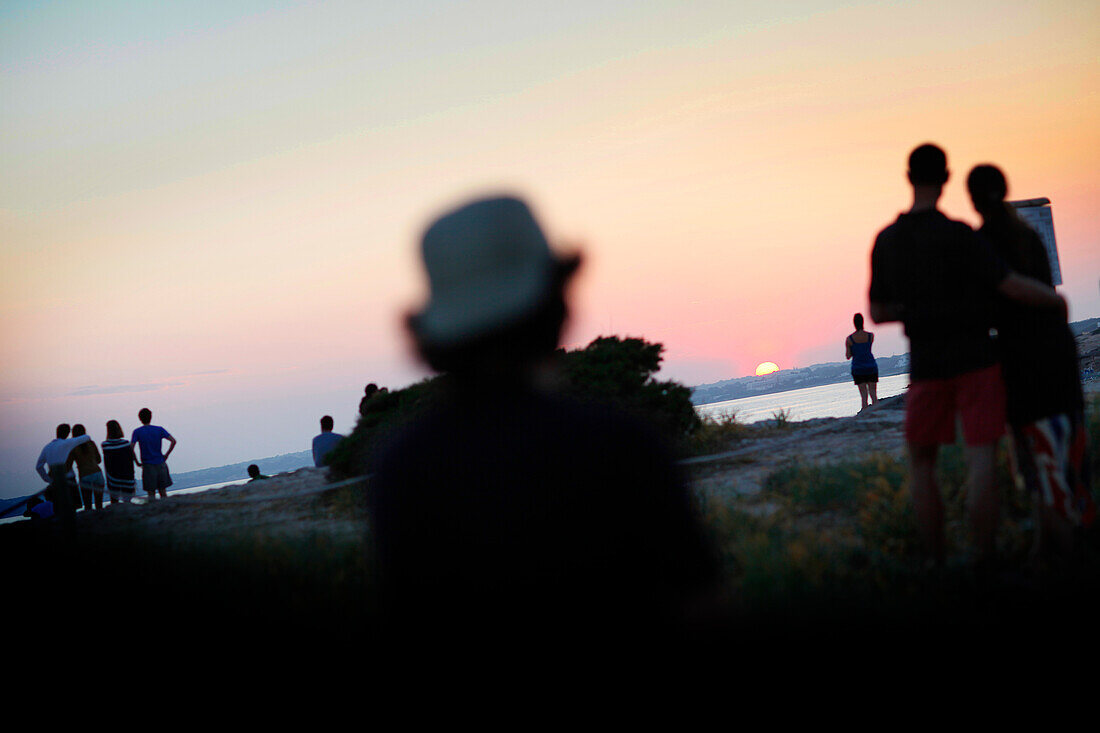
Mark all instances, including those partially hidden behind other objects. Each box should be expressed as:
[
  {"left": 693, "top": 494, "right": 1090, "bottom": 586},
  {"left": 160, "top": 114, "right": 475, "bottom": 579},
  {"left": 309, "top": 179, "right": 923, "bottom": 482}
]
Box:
[{"left": 695, "top": 373, "right": 910, "bottom": 424}]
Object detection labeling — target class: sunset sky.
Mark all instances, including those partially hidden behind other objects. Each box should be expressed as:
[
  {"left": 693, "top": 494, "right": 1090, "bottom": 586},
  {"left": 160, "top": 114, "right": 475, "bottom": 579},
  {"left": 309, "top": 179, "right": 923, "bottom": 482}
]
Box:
[{"left": 2, "top": 0, "right": 1098, "bottom": 495}]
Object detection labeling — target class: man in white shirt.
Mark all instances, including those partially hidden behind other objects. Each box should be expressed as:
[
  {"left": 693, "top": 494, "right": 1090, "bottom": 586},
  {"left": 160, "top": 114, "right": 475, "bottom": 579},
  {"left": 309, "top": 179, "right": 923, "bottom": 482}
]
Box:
[{"left": 34, "top": 423, "right": 89, "bottom": 532}]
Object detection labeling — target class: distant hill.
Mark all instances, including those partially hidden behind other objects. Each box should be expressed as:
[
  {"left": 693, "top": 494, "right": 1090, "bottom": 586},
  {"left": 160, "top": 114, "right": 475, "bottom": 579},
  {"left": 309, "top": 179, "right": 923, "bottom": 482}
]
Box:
[{"left": 1070, "top": 317, "right": 1100, "bottom": 336}]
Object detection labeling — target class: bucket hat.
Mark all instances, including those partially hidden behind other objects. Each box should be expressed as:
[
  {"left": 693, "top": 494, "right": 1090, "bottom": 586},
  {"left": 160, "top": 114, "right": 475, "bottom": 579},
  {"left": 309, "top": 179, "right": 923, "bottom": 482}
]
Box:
[{"left": 411, "top": 195, "right": 569, "bottom": 348}]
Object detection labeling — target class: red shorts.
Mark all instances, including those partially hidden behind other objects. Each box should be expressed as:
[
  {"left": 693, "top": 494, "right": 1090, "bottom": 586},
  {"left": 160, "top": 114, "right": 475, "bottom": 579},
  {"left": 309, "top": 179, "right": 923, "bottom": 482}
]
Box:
[{"left": 905, "top": 364, "right": 1006, "bottom": 446}]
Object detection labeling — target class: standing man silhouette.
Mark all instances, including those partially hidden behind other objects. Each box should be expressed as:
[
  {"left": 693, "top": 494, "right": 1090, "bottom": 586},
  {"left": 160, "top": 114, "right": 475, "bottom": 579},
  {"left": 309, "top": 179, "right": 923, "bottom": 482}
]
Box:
[
  {"left": 312, "top": 415, "right": 344, "bottom": 467},
  {"left": 132, "top": 408, "right": 176, "bottom": 499}
]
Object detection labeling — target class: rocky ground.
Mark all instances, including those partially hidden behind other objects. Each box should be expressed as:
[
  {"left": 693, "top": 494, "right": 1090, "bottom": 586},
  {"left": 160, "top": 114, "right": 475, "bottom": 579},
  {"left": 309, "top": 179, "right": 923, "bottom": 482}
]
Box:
[
  {"left": 50, "top": 466, "right": 365, "bottom": 545},
  {"left": 686, "top": 394, "right": 906, "bottom": 505},
  {"left": 1078, "top": 326, "right": 1100, "bottom": 384}
]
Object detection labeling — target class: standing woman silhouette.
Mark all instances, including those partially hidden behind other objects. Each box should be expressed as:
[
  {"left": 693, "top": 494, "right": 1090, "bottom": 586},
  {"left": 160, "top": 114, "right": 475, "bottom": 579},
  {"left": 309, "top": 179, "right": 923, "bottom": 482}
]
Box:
[
  {"left": 967, "top": 163, "right": 1094, "bottom": 560},
  {"left": 846, "top": 313, "right": 879, "bottom": 411}
]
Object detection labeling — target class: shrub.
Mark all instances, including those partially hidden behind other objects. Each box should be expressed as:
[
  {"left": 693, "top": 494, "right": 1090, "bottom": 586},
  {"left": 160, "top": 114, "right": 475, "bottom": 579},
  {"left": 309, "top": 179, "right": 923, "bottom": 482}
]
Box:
[
  {"left": 685, "top": 410, "right": 750, "bottom": 456},
  {"left": 557, "top": 335, "right": 700, "bottom": 441},
  {"left": 327, "top": 335, "right": 700, "bottom": 478},
  {"left": 764, "top": 455, "right": 907, "bottom": 514},
  {"left": 324, "top": 377, "right": 444, "bottom": 478},
  {"left": 771, "top": 408, "right": 792, "bottom": 429}
]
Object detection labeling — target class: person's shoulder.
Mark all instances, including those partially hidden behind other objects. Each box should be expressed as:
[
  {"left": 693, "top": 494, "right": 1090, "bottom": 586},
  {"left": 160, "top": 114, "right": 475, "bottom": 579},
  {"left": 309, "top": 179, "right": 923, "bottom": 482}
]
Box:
[
  {"left": 873, "top": 215, "right": 904, "bottom": 243},
  {"left": 926, "top": 211, "right": 978, "bottom": 243},
  {"left": 944, "top": 214, "right": 977, "bottom": 237}
]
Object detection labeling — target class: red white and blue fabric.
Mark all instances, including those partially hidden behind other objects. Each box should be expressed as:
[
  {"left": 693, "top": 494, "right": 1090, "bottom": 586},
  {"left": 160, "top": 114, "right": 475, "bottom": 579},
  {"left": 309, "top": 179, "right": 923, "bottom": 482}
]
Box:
[{"left": 1013, "top": 413, "right": 1095, "bottom": 528}]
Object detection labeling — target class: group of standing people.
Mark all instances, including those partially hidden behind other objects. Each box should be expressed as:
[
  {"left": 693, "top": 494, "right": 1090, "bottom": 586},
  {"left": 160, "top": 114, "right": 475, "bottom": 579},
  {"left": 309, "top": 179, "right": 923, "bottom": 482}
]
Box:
[
  {"left": 32, "top": 408, "right": 177, "bottom": 523},
  {"left": 868, "top": 143, "right": 1093, "bottom": 567}
]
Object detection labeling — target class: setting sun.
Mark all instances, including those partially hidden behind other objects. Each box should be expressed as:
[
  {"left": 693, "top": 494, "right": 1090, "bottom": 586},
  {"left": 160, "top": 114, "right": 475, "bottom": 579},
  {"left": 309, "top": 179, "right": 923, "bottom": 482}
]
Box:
[{"left": 755, "top": 362, "right": 780, "bottom": 376}]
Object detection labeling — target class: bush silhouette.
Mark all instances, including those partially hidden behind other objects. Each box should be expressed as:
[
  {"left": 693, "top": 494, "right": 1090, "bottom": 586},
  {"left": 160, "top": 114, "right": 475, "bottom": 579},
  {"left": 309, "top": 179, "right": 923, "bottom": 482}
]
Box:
[{"left": 324, "top": 335, "right": 699, "bottom": 479}]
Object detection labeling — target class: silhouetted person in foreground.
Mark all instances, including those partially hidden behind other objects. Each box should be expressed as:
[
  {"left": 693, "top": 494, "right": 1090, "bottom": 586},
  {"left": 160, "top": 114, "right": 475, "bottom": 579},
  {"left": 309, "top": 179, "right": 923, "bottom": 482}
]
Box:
[
  {"left": 869, "top": 143, "right": 1066, "bottom": 567},
  {"left": 312, "top": 415, "right": 343, "bottom": 467},
  {"left": 846, "top": 313, "right": 879, "bottom": 411},
  {"left": 247, "top": 464, "right": 269, "bottom": 482},
  {"left": 365, "top": 195, "right": 722, "bottom": 652},
  {"left": 967, "top": 164, "right": 1095, "bottom": 562},
  {"left": 132, "top": 408, "right": 176, "bottom": 499}
]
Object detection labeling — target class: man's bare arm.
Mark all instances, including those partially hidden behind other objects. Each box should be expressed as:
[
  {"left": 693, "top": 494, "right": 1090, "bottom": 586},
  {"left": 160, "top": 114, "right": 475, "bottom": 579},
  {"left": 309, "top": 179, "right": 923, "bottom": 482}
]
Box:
[
  {"left": 164, "top": 435, "right": 177, "bottom": 460},
  {"left": 998, "top": 272, "right": 1065, "bottom": 311}
]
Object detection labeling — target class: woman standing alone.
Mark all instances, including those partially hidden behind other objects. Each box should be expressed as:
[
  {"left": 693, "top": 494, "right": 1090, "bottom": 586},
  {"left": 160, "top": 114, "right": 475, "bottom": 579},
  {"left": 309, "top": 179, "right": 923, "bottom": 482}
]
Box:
[{"left": 846, "top": 313, "right": 879, "bottom": 411}]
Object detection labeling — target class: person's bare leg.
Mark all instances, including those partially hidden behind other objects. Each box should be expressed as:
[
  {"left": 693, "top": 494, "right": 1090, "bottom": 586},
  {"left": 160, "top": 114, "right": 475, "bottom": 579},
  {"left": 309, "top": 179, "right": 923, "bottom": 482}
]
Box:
[
  {"left": 965, "top": 443, "right": 999, "bottom": 562},
  {"left": 858, "top": 383, "right": 869, "bottom": 410},
  {"left": 909, "top": 443, "right": 944, "bottom": 566},
  {"left": 869, "top": 383, "right": 878, "bottom": 405}
]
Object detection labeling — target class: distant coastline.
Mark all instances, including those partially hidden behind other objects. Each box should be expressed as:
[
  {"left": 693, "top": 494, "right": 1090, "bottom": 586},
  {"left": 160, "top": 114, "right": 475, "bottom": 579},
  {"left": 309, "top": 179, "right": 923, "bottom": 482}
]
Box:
[
  {"left": 691, "top": 353, "right": 910, "bottom": 406},
  {"left": 691, "top": 316, "right": 1100, "bottom": 407}
]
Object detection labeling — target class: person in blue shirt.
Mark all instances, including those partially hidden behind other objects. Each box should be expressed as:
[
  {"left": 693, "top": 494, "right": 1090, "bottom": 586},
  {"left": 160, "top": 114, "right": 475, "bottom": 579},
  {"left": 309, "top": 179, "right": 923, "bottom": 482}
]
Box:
[
  {"left": 312, "top": 415, "right": 343, "bottom": 467},
  {"left": 846, "top": 312, "right": 879, "bottom": 411},
  {"left": 131, "top": 408, "right": 177, "bottom": 500}
]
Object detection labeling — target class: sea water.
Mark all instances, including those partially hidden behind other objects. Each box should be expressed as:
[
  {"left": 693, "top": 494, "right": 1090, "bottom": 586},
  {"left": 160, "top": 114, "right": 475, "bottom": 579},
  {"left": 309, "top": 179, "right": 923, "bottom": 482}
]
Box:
[{"left": 695, "top": 373, "right": 910, "bottom": 424}]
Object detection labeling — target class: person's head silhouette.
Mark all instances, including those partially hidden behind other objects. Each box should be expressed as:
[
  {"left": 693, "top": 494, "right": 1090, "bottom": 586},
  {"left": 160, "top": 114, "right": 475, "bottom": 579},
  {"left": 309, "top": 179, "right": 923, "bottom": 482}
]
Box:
[
  {"left": 406, "top": 195, "right": 581, "bottom": 380},
  {"left": 138, "top": 408, "right": 152, "bottom": 425},
  {"left": 320, "top": 415, "right": 334, "bottom": 432},
  {"left": 907, "top": 143, "right": 949, "bottom": 188},
  {"left": 247, "top": 464, "right": 260, "bottom": 479},
  {"left": 56, "top": 424, "right": 70, "bottom": 439},
  {"left": 966, "top": 163, "right": 1008, "bottom": 218}
]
